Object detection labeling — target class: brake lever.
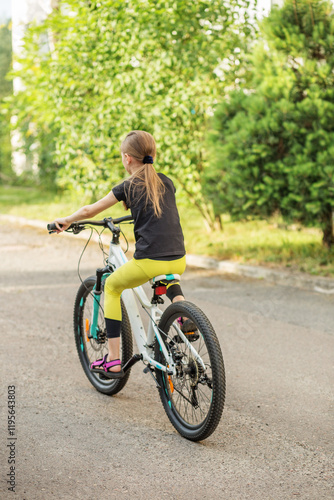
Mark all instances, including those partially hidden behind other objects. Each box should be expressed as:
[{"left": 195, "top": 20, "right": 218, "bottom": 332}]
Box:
[
  {"left": 71, "top": 224, "right": 86, "bottom": 234},
  {"left": 47, "top": 223, "right": 85, "bottom": 234}
]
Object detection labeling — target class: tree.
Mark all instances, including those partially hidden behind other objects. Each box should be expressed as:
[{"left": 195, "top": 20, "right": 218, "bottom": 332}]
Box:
[
  {"left": 9, "top": 0, "right": 256, "bottom": 225},
  {"left": 0, "top": 21, "right": 13, "bottom": 181},
  {"left": 205, "top": 0, "right": 334, "bottom": 246}
]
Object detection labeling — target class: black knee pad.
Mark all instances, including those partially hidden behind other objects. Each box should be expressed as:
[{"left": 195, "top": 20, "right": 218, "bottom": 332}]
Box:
[
  {"left": 166, "top": 283, "right": 183, "bottom": 302},
  {"left": 105, "top": 318, "right": 122, "bottom": 339}
]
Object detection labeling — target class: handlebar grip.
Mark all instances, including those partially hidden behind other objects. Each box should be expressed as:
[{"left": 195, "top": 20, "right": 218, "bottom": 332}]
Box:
[{"left": 47, "top": 222, "right": 62, "bottom": 231}]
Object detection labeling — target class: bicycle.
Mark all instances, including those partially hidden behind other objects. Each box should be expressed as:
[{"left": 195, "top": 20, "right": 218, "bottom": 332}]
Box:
[{"left": 47, "top": 216, "right": 226, "bottom": 441}]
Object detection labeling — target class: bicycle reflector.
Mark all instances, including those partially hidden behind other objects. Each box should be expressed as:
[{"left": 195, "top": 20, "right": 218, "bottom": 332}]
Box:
[
  {"left": 168, "top": 375, "right": 174, "bottom": 393},
  {"left": 85, "top": 318, "right": 90, "bottom": 342},
  {"left": 155, "top": 286, "right": 167, "bottom": 295}
]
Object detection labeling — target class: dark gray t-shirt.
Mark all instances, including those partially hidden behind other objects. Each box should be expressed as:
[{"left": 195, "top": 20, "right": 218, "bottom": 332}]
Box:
[{"left": 112, "top": 173, "right": 185, "bottom": 260}]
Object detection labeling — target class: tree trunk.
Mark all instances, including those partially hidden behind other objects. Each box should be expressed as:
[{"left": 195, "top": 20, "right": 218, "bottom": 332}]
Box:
[
  {"left": 321, "top": 208, "right": 334, "bottom": 248},
  {"left": 213, "top": 214, "right": 223, "bottom": 231}
]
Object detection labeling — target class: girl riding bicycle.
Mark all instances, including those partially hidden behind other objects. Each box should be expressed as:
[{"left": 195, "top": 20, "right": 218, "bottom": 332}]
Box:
[{"left": 52, "top": 130, "right": 194, "bottom": 378}]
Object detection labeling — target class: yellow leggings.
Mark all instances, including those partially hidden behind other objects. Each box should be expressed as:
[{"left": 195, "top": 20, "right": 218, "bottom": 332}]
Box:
[{"left": 104, "top": 256, "right": 186, "bottom": 321}]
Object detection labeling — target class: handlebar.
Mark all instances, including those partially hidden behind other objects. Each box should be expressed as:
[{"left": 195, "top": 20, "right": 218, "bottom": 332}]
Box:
[{"left": 47, "top": 216, "right": 133, "bottom": 234}]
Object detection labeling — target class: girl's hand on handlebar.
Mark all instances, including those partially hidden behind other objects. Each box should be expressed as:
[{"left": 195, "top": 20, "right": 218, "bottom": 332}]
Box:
[{"left": 53, "top": 217, "right": 71, "bottom": 233}]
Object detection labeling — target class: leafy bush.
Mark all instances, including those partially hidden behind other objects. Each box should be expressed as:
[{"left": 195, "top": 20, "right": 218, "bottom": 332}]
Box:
[{"left": 206, "top": 0, "right": 334, "bottom": 245}]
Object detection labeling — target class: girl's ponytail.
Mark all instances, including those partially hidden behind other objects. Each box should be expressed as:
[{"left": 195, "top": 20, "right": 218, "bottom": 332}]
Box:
[
  {"left": 141, "top": 162, "right": 165, "bottom": 217},
  {"left": 121, "top": 131, "right": 165, "bottom": 217}
]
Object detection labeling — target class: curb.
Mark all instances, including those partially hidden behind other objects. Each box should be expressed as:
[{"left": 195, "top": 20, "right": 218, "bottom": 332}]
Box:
[
  {"left": 1, "top": 214, "right": 334, "bottom": 294},
  {"left": 186, "top": 255, "right": 334, "bottom": 294}
]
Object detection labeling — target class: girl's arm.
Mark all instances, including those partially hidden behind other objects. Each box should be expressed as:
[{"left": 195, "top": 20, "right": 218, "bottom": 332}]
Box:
[{"left": 52, "top": 191, "right": 119, "bottom": 232}]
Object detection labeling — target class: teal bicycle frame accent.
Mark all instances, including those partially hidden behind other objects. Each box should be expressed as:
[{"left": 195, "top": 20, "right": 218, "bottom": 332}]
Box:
[{"left": 90, "top": 273, "right": 110, "bottom": 340}]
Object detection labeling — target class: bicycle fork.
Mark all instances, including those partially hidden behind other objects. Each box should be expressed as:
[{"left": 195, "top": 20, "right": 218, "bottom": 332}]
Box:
[{"left": 89, "top": 267, "right": 110, "bottom": 341}]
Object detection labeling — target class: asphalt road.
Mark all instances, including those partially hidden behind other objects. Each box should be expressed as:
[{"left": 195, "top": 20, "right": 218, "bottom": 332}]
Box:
[{"left": 0, "top": 223, "right": 333, "bottom": 499}]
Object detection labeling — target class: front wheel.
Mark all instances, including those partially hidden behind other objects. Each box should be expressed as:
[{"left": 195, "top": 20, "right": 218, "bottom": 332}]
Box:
[
  {"left": 73, "top": 276, "right": 133, "bottom": 395},
  {"left": 155, "top": 301, "right": 226, "bottom": 441}
]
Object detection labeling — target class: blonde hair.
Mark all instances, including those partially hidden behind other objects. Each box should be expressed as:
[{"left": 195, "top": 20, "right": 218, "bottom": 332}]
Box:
[{"left": 121, "top": 130, "right": 165, "bottom": 217}]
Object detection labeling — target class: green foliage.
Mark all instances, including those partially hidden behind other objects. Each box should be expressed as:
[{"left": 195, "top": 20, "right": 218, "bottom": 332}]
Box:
[
  {"left": 206, "top": 0, "right": 334, "bottom": 245},
  {"left": 8, "top": 0, "right": 256, "bottom": 218},
  {"left": 0, "top": 21, "right": 13, "bottom": 182}
]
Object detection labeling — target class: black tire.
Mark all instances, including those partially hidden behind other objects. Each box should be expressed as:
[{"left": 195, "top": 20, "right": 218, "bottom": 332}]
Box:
[
  {"left": 155, "top": 301, "right": 225, "bottom": 441},
  {"left": 73, "top": 275, "right": 133, "bottom": 395}
]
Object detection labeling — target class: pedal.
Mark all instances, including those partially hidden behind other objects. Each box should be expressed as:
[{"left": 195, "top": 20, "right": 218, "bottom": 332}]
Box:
[
  {"left": 123, "top": 354, "right": 142, "bottom": 373},
  {"left": 172, "top": 332, "right": 199, "bottom": 343}
]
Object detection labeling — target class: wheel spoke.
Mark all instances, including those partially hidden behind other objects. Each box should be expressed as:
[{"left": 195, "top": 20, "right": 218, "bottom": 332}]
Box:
[{"left": 172, "top": 382, "right": 194, "bottom": 406}]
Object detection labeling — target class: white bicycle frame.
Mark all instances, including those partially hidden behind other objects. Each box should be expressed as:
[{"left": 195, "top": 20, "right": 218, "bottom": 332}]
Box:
[{"left": 105, "top": 240, "right": 206, "bottom": 375}]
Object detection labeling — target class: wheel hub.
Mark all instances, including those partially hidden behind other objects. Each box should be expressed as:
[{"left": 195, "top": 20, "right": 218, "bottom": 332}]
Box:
[
  {"left": 186, "top": 357, "right": 200, "bottom": 387},
  {"left": 88, "top": 328, "right": 106, "bottom": 349}
]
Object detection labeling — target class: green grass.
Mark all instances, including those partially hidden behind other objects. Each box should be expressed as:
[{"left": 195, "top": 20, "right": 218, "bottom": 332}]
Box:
[{"left": 1, "top": 185, "right": 333, "bottom": 277}]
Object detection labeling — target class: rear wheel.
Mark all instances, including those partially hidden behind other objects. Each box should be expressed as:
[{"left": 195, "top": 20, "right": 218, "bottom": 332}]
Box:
[
  {"left": 155, "top": 301, "right": 225, "bottom": 441},
  {"left": 73, "top": 275, "right": 133, "bottom": 395}
]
